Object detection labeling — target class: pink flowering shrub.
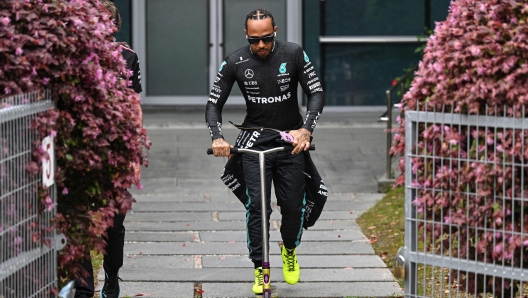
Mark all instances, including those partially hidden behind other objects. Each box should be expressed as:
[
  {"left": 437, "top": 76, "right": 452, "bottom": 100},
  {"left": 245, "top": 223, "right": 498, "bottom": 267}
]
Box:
[
  {"left": 0, "top": 0, "right": 150, "bottom": 284},
  {"left": 391, "top": 0, "right": 528, "bottom": 295}
]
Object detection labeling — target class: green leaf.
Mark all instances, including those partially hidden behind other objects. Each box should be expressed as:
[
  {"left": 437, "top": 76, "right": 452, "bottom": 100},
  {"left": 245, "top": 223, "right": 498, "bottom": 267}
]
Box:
[
  {"left": 66, "top": 154, "right": 73, "bottom": 161},
  {"left": 88, "top": 186, "right": 96, "bottom": 195},
  {"left": 493, "top": 202, "right": 500, "bottom": 213},
  {"left": 94, "top": 181, "right": 101, "bottom": 195}
]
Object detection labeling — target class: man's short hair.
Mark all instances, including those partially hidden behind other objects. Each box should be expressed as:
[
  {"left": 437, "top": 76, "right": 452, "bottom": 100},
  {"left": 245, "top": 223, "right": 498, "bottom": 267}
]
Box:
[
  {"left": 100, "top": 0, "right": 121, "bottom": 32},
  {"left": 245, "top": 9, "right": 275, "bottom": 31}
]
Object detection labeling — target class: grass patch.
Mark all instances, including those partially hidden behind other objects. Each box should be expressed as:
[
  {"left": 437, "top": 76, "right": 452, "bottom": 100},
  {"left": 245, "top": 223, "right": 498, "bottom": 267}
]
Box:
[
  {"left": 356, "top": 186, "right": 405, "bottom": 289},
  {"left": 91, "top": 250, "right": 103, "bottom": 288},
  {"left": 356, "top": 188, "right": 528, "bottom": 297}
]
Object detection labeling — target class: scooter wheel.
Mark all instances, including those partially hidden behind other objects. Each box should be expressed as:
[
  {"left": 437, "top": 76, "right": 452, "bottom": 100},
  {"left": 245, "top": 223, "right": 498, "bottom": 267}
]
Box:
[{"left": 255, "top": 285, "right": 278, "bottom": 298}]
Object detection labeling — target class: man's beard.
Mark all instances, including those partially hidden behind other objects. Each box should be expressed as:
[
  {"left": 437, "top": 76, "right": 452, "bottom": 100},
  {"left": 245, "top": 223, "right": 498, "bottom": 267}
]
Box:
[{"left": 256, "top": 52, "right": 269, "bottom": 59}]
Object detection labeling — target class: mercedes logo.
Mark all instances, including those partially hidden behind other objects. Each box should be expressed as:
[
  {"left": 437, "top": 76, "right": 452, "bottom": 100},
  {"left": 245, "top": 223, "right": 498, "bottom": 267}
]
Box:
[{"left": 245, "top": 69, "right": 254, "bottom": 79}]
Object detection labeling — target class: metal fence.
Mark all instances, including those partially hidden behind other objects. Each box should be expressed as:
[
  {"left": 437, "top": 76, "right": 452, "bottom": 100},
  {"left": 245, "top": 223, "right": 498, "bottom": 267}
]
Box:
[
  {"left": 404, "top": 106, "right": 528, "bottom": 297},
  {"left": 0, "top": 90, "right": 65, "bottom": 298}
]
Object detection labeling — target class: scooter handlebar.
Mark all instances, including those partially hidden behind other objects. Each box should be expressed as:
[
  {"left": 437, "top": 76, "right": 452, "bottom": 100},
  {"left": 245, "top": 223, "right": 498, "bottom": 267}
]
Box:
[
  {"left": 206, "top": 144, "right": 315, "bottom": 155},
  {"left": 206, "top": 148, "right": 239, "bottom": 155}
]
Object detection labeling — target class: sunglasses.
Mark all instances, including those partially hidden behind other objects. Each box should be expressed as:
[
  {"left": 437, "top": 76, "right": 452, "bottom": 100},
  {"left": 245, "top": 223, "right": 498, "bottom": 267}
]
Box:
[{"left": 246, "top": 33, "right": 275, "bottom": 45}]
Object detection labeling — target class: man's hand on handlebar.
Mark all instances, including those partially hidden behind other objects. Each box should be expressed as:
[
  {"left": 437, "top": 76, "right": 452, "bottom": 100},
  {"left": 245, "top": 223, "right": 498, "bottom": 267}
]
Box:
[
  {"left": 212, "top": 138, "right": 232, "bottom": 157},
  {"left": 289, "top": 128, "right": 311, "bottom": 154}
]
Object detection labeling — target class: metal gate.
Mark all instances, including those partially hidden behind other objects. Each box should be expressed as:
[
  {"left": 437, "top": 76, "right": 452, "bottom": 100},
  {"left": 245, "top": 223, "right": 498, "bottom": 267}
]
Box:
[
  {"left": 403, "top": 106, "right": 528, "bottom": 297},
  {"left": 0, "top": 90, "right": 66, "bottom": 298}
]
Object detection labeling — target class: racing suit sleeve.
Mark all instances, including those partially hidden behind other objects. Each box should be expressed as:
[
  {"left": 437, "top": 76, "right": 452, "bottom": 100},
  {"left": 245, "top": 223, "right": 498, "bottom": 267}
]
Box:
[
  {"left": 131, "top": 54, "right": 142, "bottom": 94},
  {"left": 295, "top": 46, "right": 325, "bottom": 133},
  {"left": 119, "top": 44, "right": 143, "bottom": 94},
  {"left": 205, "top": 57, "right": 236, "bottom": 140}
]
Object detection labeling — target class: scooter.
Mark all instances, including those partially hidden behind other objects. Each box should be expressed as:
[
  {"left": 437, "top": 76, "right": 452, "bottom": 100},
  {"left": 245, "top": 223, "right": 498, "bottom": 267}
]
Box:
[{"left": 207, "top": 144, "right": 314, "bottom": 298}]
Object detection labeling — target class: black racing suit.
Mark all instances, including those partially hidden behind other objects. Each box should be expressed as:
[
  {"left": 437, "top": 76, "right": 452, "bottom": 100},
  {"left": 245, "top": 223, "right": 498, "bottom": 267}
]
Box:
[
  {"left": 76, "top": 43, "right": 142, "bottom": 298},
  {"left": 205, "top": 41, "right": 325, "bottom": 265}
]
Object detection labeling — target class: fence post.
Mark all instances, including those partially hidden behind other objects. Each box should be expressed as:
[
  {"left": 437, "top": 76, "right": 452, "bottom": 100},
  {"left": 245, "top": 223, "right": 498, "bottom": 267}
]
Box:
[{"left": 386, "top": 89, "right": 393, "bottom": 179}]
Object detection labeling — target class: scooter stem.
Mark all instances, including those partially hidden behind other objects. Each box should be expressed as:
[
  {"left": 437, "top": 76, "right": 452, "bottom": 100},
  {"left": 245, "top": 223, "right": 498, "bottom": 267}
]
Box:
[
  {"left": 259, "top": 152, "right": 272, "bottom": 294},
  {"left": 259, "top": 152, "right": 270, "bottom": 265}
]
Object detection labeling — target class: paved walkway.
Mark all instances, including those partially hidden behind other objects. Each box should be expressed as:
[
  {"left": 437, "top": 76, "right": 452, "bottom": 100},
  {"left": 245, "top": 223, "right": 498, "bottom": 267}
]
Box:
[{"left": 97, "top": 106, "right": 403, "bottom": 297}]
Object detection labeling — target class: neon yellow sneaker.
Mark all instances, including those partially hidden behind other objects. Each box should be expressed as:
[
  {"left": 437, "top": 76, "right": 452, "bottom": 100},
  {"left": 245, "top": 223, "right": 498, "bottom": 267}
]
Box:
[
  {"left": 252, "top": 267, "right": 263, "bottom": 294},
  {"left": 281, "top": 245, "right": 300, "bottom": 284}
]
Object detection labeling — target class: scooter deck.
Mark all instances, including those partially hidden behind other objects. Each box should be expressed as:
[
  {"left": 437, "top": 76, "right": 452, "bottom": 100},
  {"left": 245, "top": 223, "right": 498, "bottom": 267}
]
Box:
[{"left": 254, "top": 285, "right": 278, "bottom": 298}]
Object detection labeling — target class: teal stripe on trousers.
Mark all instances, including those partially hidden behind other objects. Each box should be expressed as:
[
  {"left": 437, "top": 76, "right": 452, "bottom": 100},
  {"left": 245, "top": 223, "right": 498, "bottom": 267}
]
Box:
[{"left": 295, "top": 193, "right": 307, "bottom": 247}]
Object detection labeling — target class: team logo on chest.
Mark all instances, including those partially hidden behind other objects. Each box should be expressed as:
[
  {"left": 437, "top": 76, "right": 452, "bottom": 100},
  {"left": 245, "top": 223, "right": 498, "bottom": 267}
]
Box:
[
  {"left": 245, "top": 69, "right": 254, "bottom": 79},
  {"left": 279, "top": 63, "right": 287, "bottom": 74}
]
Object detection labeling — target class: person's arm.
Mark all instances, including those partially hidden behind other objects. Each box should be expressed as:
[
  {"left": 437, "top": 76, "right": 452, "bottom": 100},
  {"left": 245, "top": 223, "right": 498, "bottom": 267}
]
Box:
[
  {"left": 131, "top": 54, "right": 142, "bottom": 94},
  {"left": 290, "top": 46, "right": 325, "bottom": 154},
  {"left": 128, "top": 50, "right": 143, "bottom": 181},
  {"left": 130, "top": 52, "right": 143, "bottom": 123},
  {"left": 205, "top": 58, "right": 236, "bottom": 156}
]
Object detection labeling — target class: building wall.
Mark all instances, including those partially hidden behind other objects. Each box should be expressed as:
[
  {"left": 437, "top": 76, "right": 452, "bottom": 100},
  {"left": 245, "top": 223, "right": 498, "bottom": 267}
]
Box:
[
  {"left": 115, "top": 0, "right": 451, "bottom": 106},
  {"left": 303, "top": 0, "right": 451, "bottom": 106},
  {"left": 113, "top": 0, "right": 132, "bottom": 46}
]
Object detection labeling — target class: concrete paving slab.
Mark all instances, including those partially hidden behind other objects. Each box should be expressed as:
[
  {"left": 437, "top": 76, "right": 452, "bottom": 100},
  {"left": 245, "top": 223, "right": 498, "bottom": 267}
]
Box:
[
  {"left": 124, "top": 241, "right": 374, "bottom": 255},
  {"left": 218, "top": 210, "right": 358, "bottom": 221},
  {"left": 123, "top": 255, "right": 195, "bottom": 268},
  {"left": 140, "top": 158, "right": 180, "bottom": 170},
  {"left": 321, "top": 201, "right": 378, "bottom": 211},
  {"left": 201, "top": 282, "right": 403, "bottom": 298},
  {"left": 116, "top": 282, "right": 195, "bottom": 298},
  {"left": 131, "top": 202, "right": 245, "bottom": 212},
  {"left": 117, "top": 268, "right": 394, "bottom": 282},
  {"left": 295, "top": 241, "right": 375, "bottom": 255},
  {"left": 306, "top": 220, "right": 361, "bottom": 230},
  {"left": 325, "top": 169, "right": 376, "bottom": 178},
  {"left": 326, "top": 185, "right": 363, "bottom": 195},
  {"left": 204, "top": 192, "right": 359, "bottom": 203},
  {"left": 321, "top": 193, "right": 357, "bottom": 201},
  {"left": 126, "top": 212, "right": 214, "bottom": 222},
  {"left": 201, "top": 254, "right": 386, "bottom": 268},
  {"left": 129, "top": 182, "right": 228, "bottom": 196},
  {"left": 206, "top": 195, "right": 244, "bottom": 202},
  {"left": 193, "top": 230, "right": 274, "bottom": 242},
  {"left": 125, "top": 221, "right": 246, "bottom": 232},
  {"left": 130, "top": 186, "right": 228, "bottom": 196},
  {"left": 199, "top": 230, "right": 364, "bottom": 242},
  {"left": 132, "top": 177, "right": 178, "bottom": 187},
  {"left": 209, "top": 192, "right": 359, "bottom": 203},
  {"left": 103, "top": 108, "right": 399, "bottom": 297},
  {"left": 300, "top": 230, "right": 365, "bottom": 241},
  {"left": 125, "top": 231, "right": 197, "bottom": 242},
  {"left": 316, "top": 211, "right": 359, "bottom": 220},
  {"left": 168, "top": 169, "right": 230, "bottom": 179},
  {"left": 218, "top": 211, "right": 282, "bottom": 221},
  {"left": 124, "top": 242, "right": 250, "bottom": 255},
  {"left": 174, "top": 160, "right": 226, "bottom": 173},
  {"left": 355, "top": 192, "right": 385, "bottom": 201},
  {"left": 179, "top": 178, "right": 233, "bottom": 188},
  {"left": 132, "top": 193, "right": 208, "bottom": 202}
]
